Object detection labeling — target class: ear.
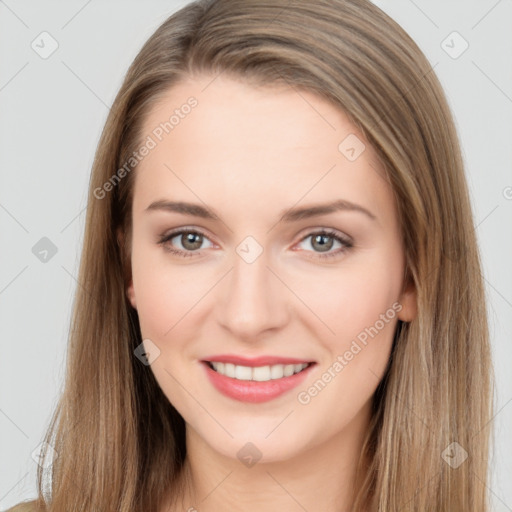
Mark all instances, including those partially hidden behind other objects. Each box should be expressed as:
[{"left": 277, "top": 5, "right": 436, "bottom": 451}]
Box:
[
  {"left": 397, "top": 277, "right": 417, "bottom": 322},
  {"left": 116, "top": 227, "right": 137, "bottom": 310},
  {"left": 126, "top": 279, "right": 137, "bottom": 310}
]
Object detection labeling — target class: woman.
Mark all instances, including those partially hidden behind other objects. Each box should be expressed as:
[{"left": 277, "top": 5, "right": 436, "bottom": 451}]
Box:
[{"left": 8, "top": 0, "right": 493, "bottom": 510}]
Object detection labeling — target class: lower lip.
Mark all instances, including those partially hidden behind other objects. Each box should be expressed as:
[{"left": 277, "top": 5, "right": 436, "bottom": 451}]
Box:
[{"left": 202, "top": 361, "right": 315, "bottom": 403}]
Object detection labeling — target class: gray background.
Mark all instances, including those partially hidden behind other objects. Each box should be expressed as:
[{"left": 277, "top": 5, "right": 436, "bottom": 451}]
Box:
[{"left": 1, "top": 0, "right": 511, "bottom": 509}]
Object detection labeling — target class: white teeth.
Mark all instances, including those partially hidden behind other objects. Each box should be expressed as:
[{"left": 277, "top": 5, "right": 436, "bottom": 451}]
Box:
[
  {"left": 270, "top": 364, "right": 284, "bottom": 379},
  {"left": 235, "top": 365, "right": 252, "bottom": 380},
  {"left": 253, "top": 365, "right": 271, "bottom": 381},
  {"left": 284, "top": 364, "right": 295, "bottom": 377},
  {"left": 224, "top": 363, "right": 235, "bottom": 378},
  {"left": 209, "top": 362, "right": 309, "bottom": 381}
]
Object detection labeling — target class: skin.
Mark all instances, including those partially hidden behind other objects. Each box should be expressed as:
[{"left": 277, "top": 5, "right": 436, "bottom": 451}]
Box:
[{"left": 124, "top": 73, "right": 417, "bottom": 512}]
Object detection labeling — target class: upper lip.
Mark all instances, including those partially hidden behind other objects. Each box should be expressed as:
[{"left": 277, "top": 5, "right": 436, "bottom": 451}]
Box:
[{"left": 202, "top": 354, "right": 315, "bottom": 367}]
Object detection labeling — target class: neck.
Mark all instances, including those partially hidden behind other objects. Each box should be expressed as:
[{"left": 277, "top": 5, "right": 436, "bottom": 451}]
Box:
[{"left": 167, "top": 400, "right": 373, "bottom": 512}]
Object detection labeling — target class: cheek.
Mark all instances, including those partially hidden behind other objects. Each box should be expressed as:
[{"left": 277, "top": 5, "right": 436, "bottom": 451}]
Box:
[
  {"left": 130, "top": 240, "right": 209, "bottom": 338},
  {"left": 295, "top": 275, "right": 399, "bottom": 424},
  {"left": 296, "top": 256, "right": 403, "bottom": 344},
  {"left": 290, "top": 249, "right": 403, "bottom": 402}
]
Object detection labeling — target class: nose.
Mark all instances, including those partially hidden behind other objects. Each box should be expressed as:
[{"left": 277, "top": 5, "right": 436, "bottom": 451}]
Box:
[{"left": 216, "top": 246, "right": 290, "bottom": 341}]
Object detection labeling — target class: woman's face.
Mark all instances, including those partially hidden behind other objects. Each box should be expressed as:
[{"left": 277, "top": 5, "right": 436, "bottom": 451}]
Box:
[{"left": 125, "top": 74, "right": 416, "bottom": 462}]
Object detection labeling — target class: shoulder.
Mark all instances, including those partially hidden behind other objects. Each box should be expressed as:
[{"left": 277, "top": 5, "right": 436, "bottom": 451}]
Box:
[{"left": 4, "top": 500, "right": 40, "bottom": 512}]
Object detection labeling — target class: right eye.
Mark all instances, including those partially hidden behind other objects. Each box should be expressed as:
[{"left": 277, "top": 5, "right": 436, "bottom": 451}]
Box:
[{"left": 158, "top": 228, "right": 214, "bottom": 257}]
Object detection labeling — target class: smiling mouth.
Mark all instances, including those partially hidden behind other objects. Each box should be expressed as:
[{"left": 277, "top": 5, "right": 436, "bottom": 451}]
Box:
[{"left": 205, "top": 361, "right": 314, "bottom": 381}]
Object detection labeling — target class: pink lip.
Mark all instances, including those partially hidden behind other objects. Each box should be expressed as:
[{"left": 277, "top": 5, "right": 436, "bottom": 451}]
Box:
[
  {"left": 202, "top": 354, "right": 314, "bottom": 367},
  {"left": 201, "top": 360, "right": 316, "bottom": 403}
]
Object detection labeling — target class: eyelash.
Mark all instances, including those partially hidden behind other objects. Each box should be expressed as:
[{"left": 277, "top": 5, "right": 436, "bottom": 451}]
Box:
[{"left": 157, "top": 227, "right": 353, "bottom": 260}]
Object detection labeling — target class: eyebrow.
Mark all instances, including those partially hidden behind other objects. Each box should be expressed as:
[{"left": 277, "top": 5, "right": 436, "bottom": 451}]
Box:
[
  {"left": 145, "top": 199, "right": 377, "bottom": 222},
  {"left": 146, "top": 199, "right": 377, "bottom": 222}
]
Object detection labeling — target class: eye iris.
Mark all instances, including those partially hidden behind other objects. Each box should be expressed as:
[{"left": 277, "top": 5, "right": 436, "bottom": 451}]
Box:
[
  {"left": 312, "top": 234, "right": 334, "bottom": 252},
  {"left": 182, "top": 232, "right": 203, "bottom": 251}
]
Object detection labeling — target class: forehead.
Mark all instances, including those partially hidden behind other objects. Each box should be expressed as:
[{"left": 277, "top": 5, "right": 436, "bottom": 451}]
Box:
[
  {"left": 133, "top": 74, "right": 392, "bottom": 223},
  {"left": 141, "top": 74, "right": 367, "bottom": 153}
]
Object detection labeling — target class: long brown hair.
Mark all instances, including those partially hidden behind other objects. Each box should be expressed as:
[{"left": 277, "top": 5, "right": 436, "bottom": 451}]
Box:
[{"left": 11, "top": 0, "right": 493, "bottom": 510}]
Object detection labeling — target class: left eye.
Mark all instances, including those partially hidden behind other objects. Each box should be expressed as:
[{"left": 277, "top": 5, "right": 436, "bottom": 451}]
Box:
[
  {"left": 158, "top": 228, "right": 353, "bottom": 260},
  {"left": 296, "top": 230, "right": 353, "bottom": 259}
]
